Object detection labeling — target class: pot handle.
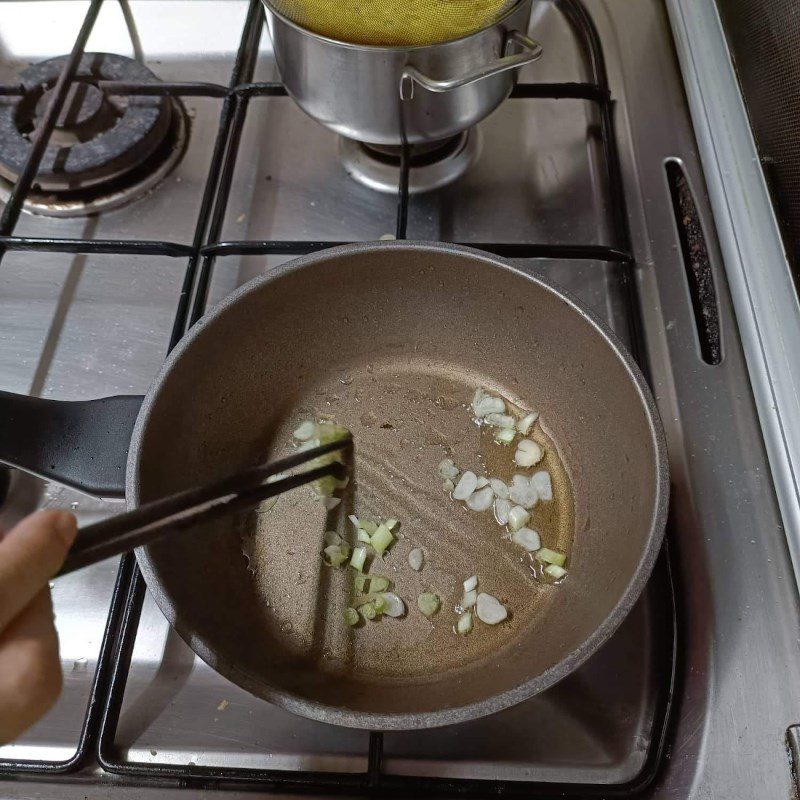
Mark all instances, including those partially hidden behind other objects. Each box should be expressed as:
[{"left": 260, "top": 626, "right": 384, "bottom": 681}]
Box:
[
  {"left": 0, "top": 391, "right": 144, "bottom": 499},
  {"left": 400, "top": 31, "right": 543, "bottom": 99}
]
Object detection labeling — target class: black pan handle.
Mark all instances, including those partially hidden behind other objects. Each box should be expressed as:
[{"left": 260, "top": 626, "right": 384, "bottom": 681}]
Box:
[{"left": 0, "top": 391, "right": 144, "bottom": 499}]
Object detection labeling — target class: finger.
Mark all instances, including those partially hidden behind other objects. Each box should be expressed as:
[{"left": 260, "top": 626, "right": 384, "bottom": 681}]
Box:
[
  {"left": 0, "top": 590, "right": 62, "bottom": 744},
  {"left": 0, "top": 510, "right": 76, "bottom": 632}
]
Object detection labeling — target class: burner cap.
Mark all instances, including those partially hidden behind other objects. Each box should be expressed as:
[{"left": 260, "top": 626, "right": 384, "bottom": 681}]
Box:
[
  {"left": 339, "top": 130, "right": 481, "bottom": 194},
  {"left": 0, "top": 53, "right": 186, "bottom": 215}
]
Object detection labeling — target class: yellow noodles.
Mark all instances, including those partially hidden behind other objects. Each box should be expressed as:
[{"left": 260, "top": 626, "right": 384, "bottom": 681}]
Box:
[{"left": 270, "top": 0, "right": 515, "bottom": 46}]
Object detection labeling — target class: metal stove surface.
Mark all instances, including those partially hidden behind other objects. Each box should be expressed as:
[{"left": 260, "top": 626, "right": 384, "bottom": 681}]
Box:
[{"left": 0, "top": 1, "right": 798, "bottom": 798}]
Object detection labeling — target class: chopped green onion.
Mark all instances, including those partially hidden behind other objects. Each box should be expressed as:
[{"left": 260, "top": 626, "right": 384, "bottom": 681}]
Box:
[
  {"left": 290, "top": 419, "right": 349, "bottom": 500},
  {"left": 357, "top": 529, "right": 372, "bottom": 543},
  {"left": 371, "top": 524, "right": 394, "bottom": 556},
  {"left": 293, "top": 421, "right": 317, "bottom": 441},
  {"left": 507, "top": 505, "right": 530, "bottom": 531},
  {"left": 373, "top": 595, "right": 387, "bottom": 614},
  {"left": 323, "top": 544, "right": 348, "bottom": 568},
  {"left": 360, "top": 519, "right": 378, "bottom": 536},
  {"left": 443, "top": 478, "right": 455, "bottom": 492},
  {"left": 355, "top": 594, "right": 377, "bottom": 606},
  {"left": 354, "top": 575, "right": 369, "bottom": 592},
  {"left": 313, "top": 474, "right": 339, "bottom": 498},
  {"left": 544, "top": 564, "right": 567, "bottom": 579},
  {"left": 463, "top": 575, "right": 478, "bottom": 592},
  {"left": 316, "top": 422, "right": 350, "bottom": 444},
  {"left": 360, "top": 602, "right": 377, "bottom": 620},
  {"left": 344, "top": 607, "right": 360, "bottom": 626},
  {"left": 417, "top": 592, "right": 440, "bottom": 617},
  {"left": 461, "top": 589, "right": 477, "bottom": 609},
  {"left": 536, "top": 548, "right": 566, "bottom": 567},
  {"left": 348, "top": 514, "right": 360, "bottom": 529},
  {"left": 385, "top": 518, "right": 399, "bottom": 531},
  {"left": 370, "top": 576, "right": 390, "bottom": 592},
  {"left": 323, "top": 531, "right": 342, "bottom": 547},
  {"left": 350, "top": 546, "right": 367, "bottom": 572},
  {"left": 456, "top": 611, "right": 473, "bottom": 635},
  {"left": 494, "top": 427, "right": 516, "bottom": 445}
]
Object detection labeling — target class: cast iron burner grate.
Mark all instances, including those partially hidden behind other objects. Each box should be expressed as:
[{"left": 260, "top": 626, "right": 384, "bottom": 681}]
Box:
[
  {"left": 0, "top": 0, "right": 679, "bottom": 795},
  {"left": 0, "top": 53, "right": 186, "bottom": 217}
]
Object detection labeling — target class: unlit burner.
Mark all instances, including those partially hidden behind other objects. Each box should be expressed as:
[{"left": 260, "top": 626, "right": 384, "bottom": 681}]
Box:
[
  {"left": 339, "top": 129, "right": 481, "bottom": 195},
  {"left": 0, "top": 53, "right": 186, "bottom": 217}
]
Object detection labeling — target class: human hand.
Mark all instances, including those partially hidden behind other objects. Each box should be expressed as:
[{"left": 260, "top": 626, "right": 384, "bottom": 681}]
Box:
[{"left": 0, "top": 510, "right": 77, "bottom": 744}]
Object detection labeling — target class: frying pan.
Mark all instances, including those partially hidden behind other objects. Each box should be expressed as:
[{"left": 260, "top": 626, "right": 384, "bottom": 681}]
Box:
[{"left": 0, "top": 242, "right": 668, "bottom": 730}]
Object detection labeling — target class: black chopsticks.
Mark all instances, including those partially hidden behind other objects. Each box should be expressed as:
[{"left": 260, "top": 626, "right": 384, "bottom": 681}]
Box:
[{"left": 58, "top": 436, "right": 352, "bottom": 576}]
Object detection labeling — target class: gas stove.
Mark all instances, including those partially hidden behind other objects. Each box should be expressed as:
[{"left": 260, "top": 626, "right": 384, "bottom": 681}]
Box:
[{"left": 1, "top": 1, "right": 799, "bottom": 798}]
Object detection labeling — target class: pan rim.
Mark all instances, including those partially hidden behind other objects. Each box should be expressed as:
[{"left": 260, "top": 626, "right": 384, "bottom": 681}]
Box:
[{"left": 129, "top": 240, "right": 670, "bottom": 730}]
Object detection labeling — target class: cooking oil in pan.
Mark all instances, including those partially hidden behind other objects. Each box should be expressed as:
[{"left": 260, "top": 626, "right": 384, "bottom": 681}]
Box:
[{"left": 239, "top": 363, "right": 575, "bottom": 681}]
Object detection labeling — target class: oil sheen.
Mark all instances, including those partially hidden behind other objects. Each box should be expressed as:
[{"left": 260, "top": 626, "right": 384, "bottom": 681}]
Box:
[{"left": 239, "top": 361, "right": 575, "bottom": 683}]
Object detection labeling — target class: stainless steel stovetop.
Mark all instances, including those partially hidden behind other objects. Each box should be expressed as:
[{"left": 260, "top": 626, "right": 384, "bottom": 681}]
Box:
[{"left": 1, "top": 1, "right": 799, "bottom": 798}]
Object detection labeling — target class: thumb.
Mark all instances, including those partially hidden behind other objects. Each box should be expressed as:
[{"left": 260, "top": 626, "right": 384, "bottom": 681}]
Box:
[{"left": 0, "top": 510, "right": 77, "bottom": 632}]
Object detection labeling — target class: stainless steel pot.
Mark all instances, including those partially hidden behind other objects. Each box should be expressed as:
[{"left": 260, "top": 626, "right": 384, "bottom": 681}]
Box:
[{"left": 262, "top": 0, "right": 541, "bottom": 145}]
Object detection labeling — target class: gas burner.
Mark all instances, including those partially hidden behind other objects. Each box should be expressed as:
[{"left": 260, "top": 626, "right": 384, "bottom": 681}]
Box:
[
  {"left": 339, "top": 129, "right": 481, "bottom": 194},
  {"left": 0, "top": 53, "right": 187, "bottom": 217}
]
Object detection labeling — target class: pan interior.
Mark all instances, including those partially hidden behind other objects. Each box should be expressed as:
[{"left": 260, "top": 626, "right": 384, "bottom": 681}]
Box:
[
  {"left": 133, "top": 246, "right": 660, "bottom": 723},
  {"left": 237, "top": 363, "right": 575, "bottom": 681}
]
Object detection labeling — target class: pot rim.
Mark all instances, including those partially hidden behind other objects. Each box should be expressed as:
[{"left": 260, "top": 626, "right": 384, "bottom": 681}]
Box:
[
  {"left": 260, "top": 0, "right": 531, "bottom": 53},
  {"left": 129, "top": 240, "right": 670, "bottom": 731}
]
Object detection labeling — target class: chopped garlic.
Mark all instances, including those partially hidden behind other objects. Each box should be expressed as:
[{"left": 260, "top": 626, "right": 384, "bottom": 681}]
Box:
[
  {"left": 466, "top": 485, "right": 494, "bottom": 511},
  {"left": 509, "top": 475, "right": 538, "bottom": 509},
  {"left": 489, "top": 479, "right": 509, "bottom": 499},
  {"left": 408, "top": 548, "right": 424, "bottom": 571},
  {"left": 438, "top": 458, "right": 460, "bottom": 480},
  {"left": 476, "top": 593, "right": 507, "bottom": 625},
  {"left": 453, "top": 470, "right": 478, "bottom": 500},
  {"left": 485, "top": 412, "right": 515, "bottom": 429},
  {"left": 514, "top": 439, "right": 543, "bottom": 468},
  {"left": 511, "top": 527, "right": 541, "bottom": 551},
  {"left": 517, "top": 412, "right": 538, "bottom": 435},
  {"left": 494, "top": 498, "right": 511, "bottom": 525},
  {"left": 531, "top": 470, "right": 553, "bottom": 501}
]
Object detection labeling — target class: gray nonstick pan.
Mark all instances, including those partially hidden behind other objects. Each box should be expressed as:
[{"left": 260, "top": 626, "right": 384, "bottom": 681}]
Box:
[{"left": 0, "top": 241, "right": 668, "bottom": 730}]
